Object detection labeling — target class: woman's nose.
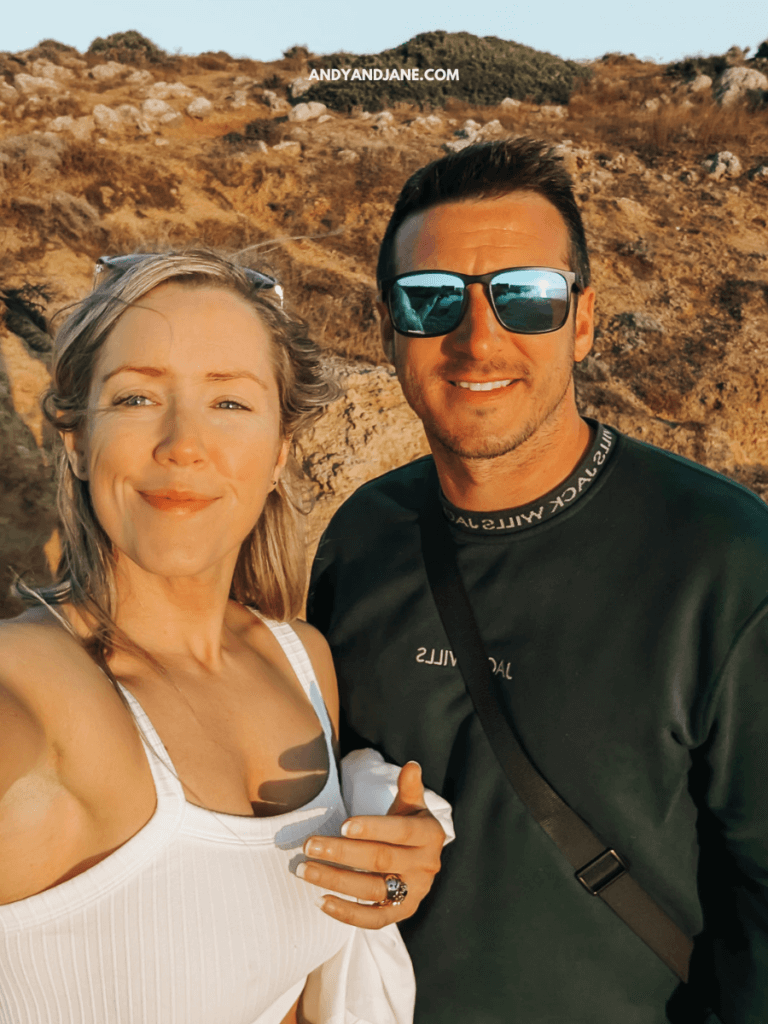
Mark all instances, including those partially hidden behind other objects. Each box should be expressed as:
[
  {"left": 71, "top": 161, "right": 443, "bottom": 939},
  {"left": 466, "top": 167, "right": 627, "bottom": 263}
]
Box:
[{"left": 154, "top": 404, "right": 206, "bottom": 466}]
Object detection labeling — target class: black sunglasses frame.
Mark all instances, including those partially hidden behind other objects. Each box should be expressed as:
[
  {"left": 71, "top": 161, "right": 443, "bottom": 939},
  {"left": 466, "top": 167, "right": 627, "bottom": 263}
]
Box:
[
  {"left": 93, "top": 254, "right": 284, "bottom": 305},
  {"left": 381, "top": 266, "right": 580, "bottom": 338}
]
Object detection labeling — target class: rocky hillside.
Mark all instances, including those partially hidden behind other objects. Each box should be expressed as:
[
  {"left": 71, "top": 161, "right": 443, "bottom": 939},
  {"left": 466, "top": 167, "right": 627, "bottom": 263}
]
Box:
[{"left": 1, "top": 33, "right": 767, "bottom": 616}]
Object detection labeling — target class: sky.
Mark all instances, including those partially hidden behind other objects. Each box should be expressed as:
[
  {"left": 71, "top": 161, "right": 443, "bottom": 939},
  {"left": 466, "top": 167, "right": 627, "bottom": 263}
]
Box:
[{"left": 2, "top": 0, "right": 767, "bottom": 66}]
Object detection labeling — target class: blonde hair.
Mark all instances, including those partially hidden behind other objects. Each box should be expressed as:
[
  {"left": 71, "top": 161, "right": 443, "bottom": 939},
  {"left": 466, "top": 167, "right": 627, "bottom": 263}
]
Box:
[{"left": 21, "top": 249, "right": 339, "bottom": 665}]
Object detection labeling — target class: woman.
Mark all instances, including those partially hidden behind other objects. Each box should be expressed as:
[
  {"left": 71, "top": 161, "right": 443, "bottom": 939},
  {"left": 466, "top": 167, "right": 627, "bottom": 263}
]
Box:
[{"left": 0, "top": 251, "right": 446, "bottom": 1024}]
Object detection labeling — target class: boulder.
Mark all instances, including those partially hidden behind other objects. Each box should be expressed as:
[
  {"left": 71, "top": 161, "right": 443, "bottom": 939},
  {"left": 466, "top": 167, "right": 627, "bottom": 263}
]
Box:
[
  {"left": 46, "top": 115, "right": 75, "bottom": 132},
  {"left": 0, "top": 82, "right": 19, "bottom": 105},
  {"left": 186, "top": 96, "right": 214, "bottom": 118},
  {"left": 148, "top": 81, "right": 195, "bottom": 101},
  {"left": 29, "top": 60, "right": 75, "bottom": 83},
  {"left": 288, "top": 100, "right": 327, "bottom": 121},
  {"left": 142, "top": 97, "right": 176, "bottom": 120},
  {"left": 748, "top": 164, "right": 768, "bottom": 183},
  {"left": 500, "top": 97, "right": 522, "bottom": 109},
  {"left": 126, "top": 69, "right": 154, "bottom": 87},
  {"left": 13, "top": 74, "right": 62, "bottom": 96},
  {"left": 688, "top": 74, "right": 712, "bottom": 94},
  {"left": 337, "top": 149, "right": 359, "bottom": 163},
  {"left": 92, "top": 104, "right": 122, "bottom": 132},
  {"left": 262, "top": 89, "right": 290, "bottom": 112},
  {"left": 90, "top": 62, "right": 126, "bottom": 84},
  {"left": 272, "top": 139, "right": 302, "bottom": 155},
  {"left": 701, "top": 150, "right": 742, "bottom": 180},
  {"left": 290, "top": 76, "right": 314, "bottom": 99},
  {"left": 714, "top": 67, "right": 768, "bottom": 106},
  {"left": 540, "top": 104, "right": 567, "bottom": 117}
]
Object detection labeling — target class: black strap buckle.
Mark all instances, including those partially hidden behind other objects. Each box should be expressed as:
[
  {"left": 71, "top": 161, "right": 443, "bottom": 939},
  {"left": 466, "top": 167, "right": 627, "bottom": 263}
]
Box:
[{"left": 576, "top": 849, "right": 628, "bottom": 895}]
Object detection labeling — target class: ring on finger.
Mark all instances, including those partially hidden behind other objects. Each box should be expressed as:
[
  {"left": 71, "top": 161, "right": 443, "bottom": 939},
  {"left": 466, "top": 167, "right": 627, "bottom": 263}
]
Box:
[{"left": 373, "top": 873, "right": 408, "bottom": 907}]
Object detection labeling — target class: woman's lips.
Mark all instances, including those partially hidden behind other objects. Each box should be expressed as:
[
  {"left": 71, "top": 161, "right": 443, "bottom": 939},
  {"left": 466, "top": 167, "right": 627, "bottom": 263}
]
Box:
[{"left": 139, "top": 490, "right": 219, "bottom": 513}]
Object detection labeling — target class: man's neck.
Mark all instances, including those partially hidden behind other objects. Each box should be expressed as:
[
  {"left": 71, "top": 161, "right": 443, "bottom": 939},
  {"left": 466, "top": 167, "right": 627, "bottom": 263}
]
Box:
[{"left": 431, "top": 412, "right": 594, "bottom": 513}]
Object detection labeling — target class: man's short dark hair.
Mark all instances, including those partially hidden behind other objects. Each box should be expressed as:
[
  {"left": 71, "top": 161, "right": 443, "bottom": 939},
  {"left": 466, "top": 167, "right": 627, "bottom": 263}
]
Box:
[{"left": 377, "top": 137, "right": 590, "bottom": 291}]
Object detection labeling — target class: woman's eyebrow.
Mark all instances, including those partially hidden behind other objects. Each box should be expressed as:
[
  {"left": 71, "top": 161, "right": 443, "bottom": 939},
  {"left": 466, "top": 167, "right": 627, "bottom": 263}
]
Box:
[{"left": 100, "top": 366, "right": 269, "bottom": 390}]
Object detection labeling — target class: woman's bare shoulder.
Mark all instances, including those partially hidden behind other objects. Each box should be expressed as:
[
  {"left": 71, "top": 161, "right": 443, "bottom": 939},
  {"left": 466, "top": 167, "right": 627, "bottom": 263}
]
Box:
[{"left": 0, "top": 606, "right": 84, "bottom": 695}]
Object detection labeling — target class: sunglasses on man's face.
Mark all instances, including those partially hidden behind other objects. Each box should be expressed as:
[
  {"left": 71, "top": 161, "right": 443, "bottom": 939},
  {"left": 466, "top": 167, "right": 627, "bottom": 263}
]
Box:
[
  {"left": 382, "top": 266, "right": 579, "bottom": 338},
  {"left": 93, "top": 254, "right": 284, "bottom": 306}
]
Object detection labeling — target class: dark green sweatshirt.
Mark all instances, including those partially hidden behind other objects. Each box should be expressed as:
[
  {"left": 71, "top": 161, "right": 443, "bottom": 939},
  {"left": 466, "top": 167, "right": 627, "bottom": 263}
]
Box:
[{"left": 308, "top": 426, "right": 768, "bottom": 1024}]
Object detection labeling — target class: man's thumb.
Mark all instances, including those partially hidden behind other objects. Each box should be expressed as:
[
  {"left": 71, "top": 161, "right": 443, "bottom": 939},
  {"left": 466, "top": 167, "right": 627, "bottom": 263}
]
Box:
[{"left": 387, "top": 761, "right": 427, "bottom": 816}]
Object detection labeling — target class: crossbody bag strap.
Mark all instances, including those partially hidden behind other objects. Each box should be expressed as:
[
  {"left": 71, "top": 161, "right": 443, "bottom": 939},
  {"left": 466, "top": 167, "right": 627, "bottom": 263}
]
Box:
[{"left": 418, "top": 470, "right": 693, "bottom": 984}]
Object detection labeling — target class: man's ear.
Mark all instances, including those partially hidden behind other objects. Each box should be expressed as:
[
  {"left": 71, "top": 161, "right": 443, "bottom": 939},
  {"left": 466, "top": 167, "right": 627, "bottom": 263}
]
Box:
[
  {"left": 376, "top": 295, "right": 395, "bottom": 364},
  {"left": 62, "top": 430, "right": 89, "bottom": 481},
  {"left": 573, "top": 286, "right": 595, "bottom": 363}
]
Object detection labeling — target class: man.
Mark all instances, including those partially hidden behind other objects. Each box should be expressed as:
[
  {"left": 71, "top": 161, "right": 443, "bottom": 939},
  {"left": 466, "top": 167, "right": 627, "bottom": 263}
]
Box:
[{"left": 307, "top": 138, "right": 768, "bottom": 1023}]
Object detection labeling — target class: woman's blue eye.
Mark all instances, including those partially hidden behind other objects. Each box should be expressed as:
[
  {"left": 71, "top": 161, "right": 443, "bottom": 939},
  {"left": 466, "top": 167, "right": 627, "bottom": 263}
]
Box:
[{"left": 117, "top": 394, "right": 152, "bottom": 406}]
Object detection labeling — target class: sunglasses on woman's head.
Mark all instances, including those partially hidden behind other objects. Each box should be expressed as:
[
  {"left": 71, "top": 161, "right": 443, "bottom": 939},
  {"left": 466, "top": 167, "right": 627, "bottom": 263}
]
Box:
[
  {"left": 381, "top": 266, "right": 580, "bottom": 338},
  {"left": 93, "top": 254, "right": 284, "bottom": 306}
]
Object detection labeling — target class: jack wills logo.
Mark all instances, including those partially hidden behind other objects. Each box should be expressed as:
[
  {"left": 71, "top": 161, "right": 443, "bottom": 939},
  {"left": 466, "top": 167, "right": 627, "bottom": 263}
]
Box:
[
  {"left": 440, "top": 425, "right": 615, "bottom": 535},
  {"left": 415, "top": 647, "right": 513, "bottom": 680}
]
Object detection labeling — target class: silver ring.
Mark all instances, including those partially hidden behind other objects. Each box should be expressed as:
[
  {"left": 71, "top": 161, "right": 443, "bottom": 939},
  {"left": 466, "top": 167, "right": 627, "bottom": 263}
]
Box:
[{"left": 374, "top": 874, "right": 408, "bottom": 907}]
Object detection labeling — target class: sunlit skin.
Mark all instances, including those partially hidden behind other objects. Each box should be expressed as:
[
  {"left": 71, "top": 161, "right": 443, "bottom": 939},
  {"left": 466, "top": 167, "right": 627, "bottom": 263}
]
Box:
[
  {"left": 0, "top": 284, "right": 444, "bottom": 949},
  {"left": 378, "top": 192, "right": 597, "bottom": 511}
]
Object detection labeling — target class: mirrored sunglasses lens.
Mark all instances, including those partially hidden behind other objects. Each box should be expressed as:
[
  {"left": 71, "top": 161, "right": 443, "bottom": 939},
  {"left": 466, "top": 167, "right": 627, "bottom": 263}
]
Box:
[
  {"left": 391, "top": 274, "right": 465, "bottom": 335},
  {"left": 491, "top": 270, "right": 569, "bottom": 332}
]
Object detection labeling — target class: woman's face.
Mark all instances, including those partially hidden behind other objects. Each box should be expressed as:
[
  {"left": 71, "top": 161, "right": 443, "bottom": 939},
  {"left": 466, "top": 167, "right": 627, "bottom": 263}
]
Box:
[{"left": 66, "top": 282, "right": 288, "bottom": 583}]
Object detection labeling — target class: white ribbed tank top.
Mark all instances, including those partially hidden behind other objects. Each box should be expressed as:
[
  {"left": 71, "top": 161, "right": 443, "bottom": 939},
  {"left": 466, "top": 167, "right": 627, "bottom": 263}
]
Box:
[{"left": 0, "top": 617, "right": 353, "bottom": 1024}]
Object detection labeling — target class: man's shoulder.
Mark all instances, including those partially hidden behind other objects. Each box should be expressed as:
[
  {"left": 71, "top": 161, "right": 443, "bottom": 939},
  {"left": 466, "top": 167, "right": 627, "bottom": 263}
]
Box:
[
  {"left": 618, "top": 431, "right": 768, "bottom": 516},
  {"left": 326, "top": 455, "right": 434, "bottom": 532}
]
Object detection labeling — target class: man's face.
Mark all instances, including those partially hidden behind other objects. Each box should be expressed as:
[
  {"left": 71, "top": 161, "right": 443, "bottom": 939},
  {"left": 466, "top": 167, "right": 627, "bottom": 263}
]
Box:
[{"left": 380, "top": 192, "right": 595, "bottom": 460}]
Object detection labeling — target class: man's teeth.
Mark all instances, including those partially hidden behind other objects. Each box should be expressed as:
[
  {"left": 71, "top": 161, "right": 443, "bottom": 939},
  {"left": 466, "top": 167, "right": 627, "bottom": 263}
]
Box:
[{"left": 456, "top": 380, "right": 512, "bottom": 391}]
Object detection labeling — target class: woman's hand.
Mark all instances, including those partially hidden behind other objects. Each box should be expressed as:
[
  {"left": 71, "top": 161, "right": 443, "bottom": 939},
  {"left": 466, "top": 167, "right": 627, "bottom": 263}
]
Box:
[{"left": 299, "top": 762, "right": 445, "bottom": 928}]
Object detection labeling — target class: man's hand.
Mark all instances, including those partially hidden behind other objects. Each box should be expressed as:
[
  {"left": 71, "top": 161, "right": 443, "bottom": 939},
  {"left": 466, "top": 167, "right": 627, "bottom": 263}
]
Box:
[{"left": 298, "top": 762, "right": 445, "bottom": 928}]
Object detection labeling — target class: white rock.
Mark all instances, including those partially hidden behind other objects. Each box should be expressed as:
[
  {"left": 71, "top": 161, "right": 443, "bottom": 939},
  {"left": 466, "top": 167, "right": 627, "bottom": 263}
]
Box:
[
  {"left": 500, "top": 97, "right": 522, "bottom": 109},
  {"left": 273, "top": 139, "right": 301, "bottom": 155},
  {"left": 688, "top": 74, "right": 712, "bottom": 94},
  {"left": 154, "top": 137, "right": 170, "bottom": 147},
  {"left": 0, "top": 82, "right": 18, "bottom": 105},
  {"left": 126, "top": 69, "right": 154, "bottom": 87},
  {"left": 714, "top": 67, "right": 768, "bottom": 106},
  {"left": 14, "top": 73, "right": 62, "bottom": 96},
  {"left": 262, "top": 89, "right": 290, "bottom": 112},
  {"left": 30, "top": 59, "right": 75, "bottom": 82},
  {"left": 47, "top": 115, "right": 75, "bottom": 132},
  {"left": 233, "top": 75, "right": 254, "bottom": 88},
  {"left": 70, "top": 115, "right": 95, "bottom": 142},
  {"left": 288, "top": 100, "right": 327, "bottom": 121},
  {"left": 142, "top": 98, "right": 176, "bottom": 119},
  {"left": 337, "top": 148, "right": 359, "bottom": 163},
  {"left": 701, "top": 150, "right": 742, "bottom": 180},
  {"left": 748, "top": 164, "right": 768, "bottom": 182},
  {"left": 92, "top": 104, "right": 122, "bottom": 132},
  {"left": 252, "top": 140, "right": 269, "bottom": 153},
  {"left": 90, "top": 62, "right": 126, "bottom": 83},
  {"left": 159, "top": 110, "right": 182, "bottom": 125},
  {"left": 444, "top": 138, "right": 474, "bottom": 153},
  {"left": 540, "top": 105, "right": 567, "bottom": 117},
  {"left": 643, "top": 97, "right": 660, "bottom": 112},
  {"left": 186, "top": 96, "right": 213, "bottom": 118},
  {"left": 457, "top": 118, "right": 481, "bottom": 138},
  {"left": 373, "top": 110, "right": 394, "bottom": 127},
  {"left": 290, "top": 76, "right": 314, "bottom": 99},
  {"left": 317, "top": 114, "right": 333, "bottom": 123},
  {"left": 148, "top": 81, "right": 195, "bottom": 100},
  {"left": 115, "top": 103, "right": 141, "bottom": 123},
  {"left": 231, "top": 90, "right": 249, "bottom": 109},
  {"left": 475, "top": 119, "right": 504, "bottom": 140}
]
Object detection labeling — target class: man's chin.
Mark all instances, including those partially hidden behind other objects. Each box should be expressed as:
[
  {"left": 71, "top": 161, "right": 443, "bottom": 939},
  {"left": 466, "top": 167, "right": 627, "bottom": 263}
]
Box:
[{"left": 428, "top": 424, "right": 536, "bottom": 461}]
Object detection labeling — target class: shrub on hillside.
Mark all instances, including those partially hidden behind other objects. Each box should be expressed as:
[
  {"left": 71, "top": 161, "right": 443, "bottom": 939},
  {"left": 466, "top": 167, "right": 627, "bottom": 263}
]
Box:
[
  {"left": 87, "top": 30, "right": 166, "bottom": 65},
  {"left": 304, "top": 31, "right": 591, "bottom": 112}
]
